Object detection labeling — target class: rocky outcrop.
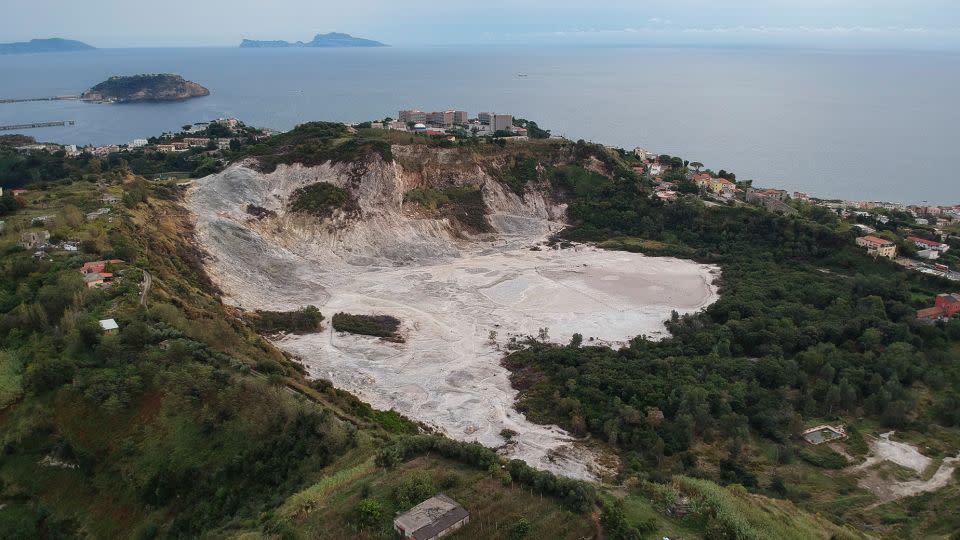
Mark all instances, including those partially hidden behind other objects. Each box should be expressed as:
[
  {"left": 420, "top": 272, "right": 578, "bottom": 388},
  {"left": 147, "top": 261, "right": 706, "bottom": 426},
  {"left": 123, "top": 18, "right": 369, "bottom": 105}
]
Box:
[
  {"left": 190, "top": 151, "right": 567, "bottom": 273},
  {"left": 81, "top": 74, "right": 209, "bottom": 103}
]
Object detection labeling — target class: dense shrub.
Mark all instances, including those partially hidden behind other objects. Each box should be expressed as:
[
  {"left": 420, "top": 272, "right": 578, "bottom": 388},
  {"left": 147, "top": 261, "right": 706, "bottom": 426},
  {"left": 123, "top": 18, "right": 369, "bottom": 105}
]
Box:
[
  {"left": 331, "top": 312, "right": 401, "bottom": 341},
  {"left": 374, "top": 435, "right": 597, "bottom": 512},
  {"left": 246, "top": 306, "right": 323, "bottom": 334},
  {"left": 289, "top": 183, "right": 353, "bottom": 217}
]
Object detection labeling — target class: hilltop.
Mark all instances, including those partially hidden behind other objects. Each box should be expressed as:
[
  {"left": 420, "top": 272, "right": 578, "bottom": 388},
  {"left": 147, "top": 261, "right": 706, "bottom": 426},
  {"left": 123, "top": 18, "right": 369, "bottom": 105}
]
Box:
[
  {"left": 80, "top": 74, "right": 209, "bottom": 103},
  {"left": 240, "top": 32, "right": 387, "bottom": 48},
  {"left": 0, "top": 37, "right": 95, "bottom": 54}
]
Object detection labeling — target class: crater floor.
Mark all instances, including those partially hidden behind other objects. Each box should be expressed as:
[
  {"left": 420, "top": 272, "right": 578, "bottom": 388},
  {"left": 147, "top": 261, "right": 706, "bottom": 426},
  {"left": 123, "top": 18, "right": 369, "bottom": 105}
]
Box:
[
  {"left": 275, "top": 246, "right": 718, "bottom": 479},
  {"left": 189, "top": 163, "right": 719, "bottom": 479}
]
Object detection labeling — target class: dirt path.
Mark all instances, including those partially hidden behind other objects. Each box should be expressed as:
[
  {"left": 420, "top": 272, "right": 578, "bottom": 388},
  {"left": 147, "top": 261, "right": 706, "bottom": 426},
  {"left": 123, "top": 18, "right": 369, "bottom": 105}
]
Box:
[
  {"left": 851, "top": 431, "right": 960, "bottom": 505},
  {"left": 140, "top": 269, "right": 152, "bottom": 307}
]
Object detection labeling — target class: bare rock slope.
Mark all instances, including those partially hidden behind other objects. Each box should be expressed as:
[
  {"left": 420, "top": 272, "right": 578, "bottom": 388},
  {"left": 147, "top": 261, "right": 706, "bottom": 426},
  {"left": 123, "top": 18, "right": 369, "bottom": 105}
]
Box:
[{"left": 189, "top": 148, "right": 719, "bottom": 479}]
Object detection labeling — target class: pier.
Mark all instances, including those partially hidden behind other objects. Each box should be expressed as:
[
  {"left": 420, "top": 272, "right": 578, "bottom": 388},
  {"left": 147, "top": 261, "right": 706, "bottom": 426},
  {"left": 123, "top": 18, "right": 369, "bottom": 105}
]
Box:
[
  {"left": 0, "top": 96, "right": 80, "bottom": 104},
  {"left": 0, "top": 121, "right": 76, "bottom": 131}
]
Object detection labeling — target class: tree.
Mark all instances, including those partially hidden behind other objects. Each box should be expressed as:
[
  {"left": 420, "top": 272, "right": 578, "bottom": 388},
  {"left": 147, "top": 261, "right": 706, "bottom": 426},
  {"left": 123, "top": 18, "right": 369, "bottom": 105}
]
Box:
[
  {"left": 62, "top": 204, "right": 84, "bottom": 228},
  {"left": 509, "top": 518, "right": 532, "bottom": 539},
  {"left": 600, "top": 500, "right": 642, "bottom": 540},
  {"left": 538, "top": 327, "right": 550, "bottom": 342},
  {"left": 690, "top": 161, "right": 704, "bottom": 172},
  {"left": 354, "top": 498, "right": 382, "bottom": 530}
]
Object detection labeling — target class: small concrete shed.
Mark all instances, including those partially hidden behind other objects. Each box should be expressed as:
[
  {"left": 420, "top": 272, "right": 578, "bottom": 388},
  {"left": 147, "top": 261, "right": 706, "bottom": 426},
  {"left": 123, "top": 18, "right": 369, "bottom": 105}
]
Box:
[{"left": 393, "top": 493, "right": 469, "bottom": 540}]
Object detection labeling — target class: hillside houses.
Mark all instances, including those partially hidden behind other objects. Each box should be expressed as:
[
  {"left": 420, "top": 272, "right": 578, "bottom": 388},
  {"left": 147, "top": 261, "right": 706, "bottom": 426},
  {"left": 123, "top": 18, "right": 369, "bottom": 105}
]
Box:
[
  {"left": 855, "top": 235, "right": 897, "bottom": 258},
  {"left": 19, "top": 229, "right": 50, "bottom": 249},
  {"left": 746, "top": 187, "right": 797, "bottom": 216},
  {"left": 79, "top": 259, "right": 124, "bottom": 288},
  {"left": 693, "top": 173, "right": 738, "bottom": 198},
  {"left": 917, "top": 293, "right": 960, "bottom": 322},
  {"left": 907, "top": 235, "right": 949, "bottom": 253}
]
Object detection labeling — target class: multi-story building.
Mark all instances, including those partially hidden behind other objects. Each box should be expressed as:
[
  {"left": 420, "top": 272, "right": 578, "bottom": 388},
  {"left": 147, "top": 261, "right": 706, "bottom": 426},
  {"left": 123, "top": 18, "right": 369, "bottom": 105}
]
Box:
[
  {"left": 453, "top": 110, "right": 469, "bottom": 124},
  {"left": 478, "top": 112, "right": 492, "bottom": 124},
  {"left": 492, "top": 114, "right": 513, "bottom": 132},
  {"left": 399, "top": 109, "right": 427, "bottom": 124},
  {"left": 427, "top": 111, "right": 454, "bottom": 127},
  {"left": 908, "top": 235, "right": 950, "bottom": 253},
  {"left": 129, "top": 139, "right": 148, "bottom": 149},
  {"left": 634, "top": 147, "right": 654, "bottom": 160},
  {"left": 855, "top": 235, "right": 897, "bottom": 258}
]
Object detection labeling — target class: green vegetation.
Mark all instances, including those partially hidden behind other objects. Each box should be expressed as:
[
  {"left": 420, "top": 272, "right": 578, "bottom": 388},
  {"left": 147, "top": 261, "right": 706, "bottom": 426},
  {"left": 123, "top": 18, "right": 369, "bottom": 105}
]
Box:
[
  {"left": 662, "top": 476, "right": 865, "bottom": 539},
  {"left": 375, "top": 435, "right": 597, "bottom": 512},
  {"left": 506, "top": 156, "right": 960, "bottom": 479},
  {"left": 0, "top": 139, "right": 223, "bottom": 187},
  {"left": 404, "top": 184, "right": 490, "bottom": 232},
  {"left": 513, "top": 118, "right": 551, "bottom": 139},
  {"left": 289, "top": 181, "right": 354, "bottom": 217},
  {"left": 494, "top": 156, "right": 540, "bottom": 195},
  {"left": 3, "top": 121, "right": 958, "bottom": 538},
  {"left": 0, "top": 176, "right": 603, "bottom": 538},
  {"left": 244, "top": 305, "right": 324, "bottom": 334},
  {"left": 83, "top": 74, "right": 208, "bottom": 102},
  {"left": 331, "top": 312, "right": 402, "bottom": 341},
  {"left": 0, "top": 350, "right": 23, "bottom": 408},
  {"left": 0, "top": 183, "right": 358, "bottom": 537},
  {"left": 240, "top": 121, "right": 392, "bottom": 173}
]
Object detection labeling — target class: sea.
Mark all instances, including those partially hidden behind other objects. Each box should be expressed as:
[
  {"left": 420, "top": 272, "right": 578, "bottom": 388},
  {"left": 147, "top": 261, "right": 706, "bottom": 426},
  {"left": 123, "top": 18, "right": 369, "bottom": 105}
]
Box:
[{"left": 1, "top": 46, "right": 958, "bottom": 204}]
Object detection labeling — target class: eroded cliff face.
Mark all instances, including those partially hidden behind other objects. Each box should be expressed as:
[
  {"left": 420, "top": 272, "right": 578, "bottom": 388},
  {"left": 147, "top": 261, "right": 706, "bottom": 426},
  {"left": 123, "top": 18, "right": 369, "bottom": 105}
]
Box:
[
  {"left": 191, "top": 150, "right": 568, "bottom": 296},
  {"left": 189, "top": 147, "right": 718, "bottom": 480}
]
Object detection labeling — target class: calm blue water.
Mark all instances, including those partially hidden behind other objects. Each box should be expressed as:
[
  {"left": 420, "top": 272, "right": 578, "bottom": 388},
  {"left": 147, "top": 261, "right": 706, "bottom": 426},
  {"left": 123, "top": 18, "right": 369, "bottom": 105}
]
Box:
[{"left": 1, "top": 46, "right": 958, "bottom": 204}]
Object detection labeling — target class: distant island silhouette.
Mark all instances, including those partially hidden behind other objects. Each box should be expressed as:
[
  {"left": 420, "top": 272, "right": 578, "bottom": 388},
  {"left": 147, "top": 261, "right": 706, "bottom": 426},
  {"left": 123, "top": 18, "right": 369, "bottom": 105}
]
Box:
[
  {"left": 0, "top": 38, "right": 95, "bottom": 54},
  {"left": 240, "top": 32, "right": 387, "bottom": 48}
]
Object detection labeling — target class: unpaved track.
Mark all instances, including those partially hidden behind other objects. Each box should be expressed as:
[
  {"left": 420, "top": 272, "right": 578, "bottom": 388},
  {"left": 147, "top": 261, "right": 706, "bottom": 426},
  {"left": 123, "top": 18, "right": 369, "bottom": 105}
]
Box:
[{"left": 852, "top": 431, "right": 960, "bottom": 504}]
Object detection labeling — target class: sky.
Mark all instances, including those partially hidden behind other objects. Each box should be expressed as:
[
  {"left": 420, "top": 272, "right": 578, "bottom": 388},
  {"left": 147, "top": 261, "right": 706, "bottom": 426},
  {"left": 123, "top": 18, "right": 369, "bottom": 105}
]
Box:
[{"left": 3, "top": 0, "right": 959, "bottom": 49}]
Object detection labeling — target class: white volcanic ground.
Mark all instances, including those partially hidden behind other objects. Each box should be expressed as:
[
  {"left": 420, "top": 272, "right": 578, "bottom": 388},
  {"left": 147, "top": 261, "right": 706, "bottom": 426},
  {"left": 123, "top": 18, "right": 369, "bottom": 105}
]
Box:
[{"left": 189, "top": 157, "right": 719, "bottom": 480}]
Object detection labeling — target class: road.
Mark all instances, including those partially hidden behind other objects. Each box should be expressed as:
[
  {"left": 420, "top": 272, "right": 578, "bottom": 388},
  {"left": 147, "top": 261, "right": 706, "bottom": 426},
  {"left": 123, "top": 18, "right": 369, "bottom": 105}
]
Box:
[{"left": 894, "top": 257, "right": 960, "bottom": 281}]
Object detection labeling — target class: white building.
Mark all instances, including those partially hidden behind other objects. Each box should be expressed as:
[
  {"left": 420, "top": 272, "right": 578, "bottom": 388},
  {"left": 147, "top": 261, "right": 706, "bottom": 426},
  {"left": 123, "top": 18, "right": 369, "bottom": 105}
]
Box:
[
  {"left": 99, "top": 319, "right": 119, "bottom": 334},
  {"left": 129, "top": 138, "right": 148, "bottom": 148}
]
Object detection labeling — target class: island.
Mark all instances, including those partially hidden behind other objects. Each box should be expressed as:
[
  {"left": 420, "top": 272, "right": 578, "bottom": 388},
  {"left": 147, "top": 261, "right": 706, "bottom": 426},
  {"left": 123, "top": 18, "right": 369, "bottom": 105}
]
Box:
[
  {"left": 80, "top": 74, "right": 209, "bottom": 103},
  {"left": 0, "top": 37, "right": 95, "bottom": 55},
  {"left": 240, "top": 32, "right": 387, "bottom": 48}
]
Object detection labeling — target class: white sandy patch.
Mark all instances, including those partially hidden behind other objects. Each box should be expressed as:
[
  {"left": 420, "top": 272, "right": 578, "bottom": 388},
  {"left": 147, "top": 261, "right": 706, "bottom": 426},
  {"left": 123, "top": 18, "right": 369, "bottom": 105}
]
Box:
[
  {"left": 272, "top": 246, "right": 717, "bottom": 480},
  {"left": 852, "top": 431, "right": 960, "bottom": 502},
  {"left": 188, "top": 162, "right": 720, "bottom": 480},
  {"left": 855, "top": 431, "right": 931, "bottom": 474}
]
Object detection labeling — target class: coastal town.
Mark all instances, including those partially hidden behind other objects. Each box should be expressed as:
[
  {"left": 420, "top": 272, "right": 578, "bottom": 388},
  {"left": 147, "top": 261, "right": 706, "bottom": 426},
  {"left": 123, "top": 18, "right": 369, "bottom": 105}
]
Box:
[{"left": 3, "top": 109, "right": 959, "bottom": 324}]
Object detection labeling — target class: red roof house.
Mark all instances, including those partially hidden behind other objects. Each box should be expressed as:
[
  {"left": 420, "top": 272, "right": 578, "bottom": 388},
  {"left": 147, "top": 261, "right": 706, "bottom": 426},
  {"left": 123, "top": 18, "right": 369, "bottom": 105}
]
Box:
[{"left": 916, "top": 293, "right": 960, "bottom": 321}]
